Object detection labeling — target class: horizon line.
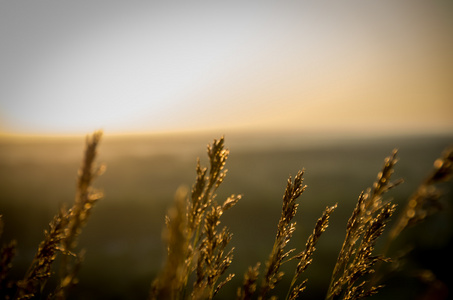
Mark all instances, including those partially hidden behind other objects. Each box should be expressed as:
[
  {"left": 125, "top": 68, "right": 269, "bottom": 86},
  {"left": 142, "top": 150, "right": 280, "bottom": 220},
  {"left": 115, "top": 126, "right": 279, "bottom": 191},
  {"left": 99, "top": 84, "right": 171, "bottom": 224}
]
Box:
[{"left": 1, "top": 126, "right": 452, "bottom": 141}]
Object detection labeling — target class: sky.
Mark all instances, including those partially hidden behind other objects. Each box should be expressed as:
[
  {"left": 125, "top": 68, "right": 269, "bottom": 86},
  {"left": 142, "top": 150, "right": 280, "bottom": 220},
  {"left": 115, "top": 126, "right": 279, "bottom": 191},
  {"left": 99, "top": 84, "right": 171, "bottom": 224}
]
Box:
[{"left": 1, "top": 1, "right": 452, "bottom": 136}]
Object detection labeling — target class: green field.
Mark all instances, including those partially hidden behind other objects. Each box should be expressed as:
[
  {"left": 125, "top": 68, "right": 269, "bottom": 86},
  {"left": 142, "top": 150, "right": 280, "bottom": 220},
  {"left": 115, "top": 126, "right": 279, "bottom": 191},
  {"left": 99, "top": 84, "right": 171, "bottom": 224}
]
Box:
[{"left": 1, "top": 132, "right": 452, "bottom": 299}]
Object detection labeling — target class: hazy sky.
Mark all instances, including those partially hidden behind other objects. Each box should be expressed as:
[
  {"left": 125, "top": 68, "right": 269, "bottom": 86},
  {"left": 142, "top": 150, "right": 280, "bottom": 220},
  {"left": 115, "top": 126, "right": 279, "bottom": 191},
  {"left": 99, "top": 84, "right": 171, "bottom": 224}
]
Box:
[{"left": 1, "top": 1, "right": 452, "bottom": 135}]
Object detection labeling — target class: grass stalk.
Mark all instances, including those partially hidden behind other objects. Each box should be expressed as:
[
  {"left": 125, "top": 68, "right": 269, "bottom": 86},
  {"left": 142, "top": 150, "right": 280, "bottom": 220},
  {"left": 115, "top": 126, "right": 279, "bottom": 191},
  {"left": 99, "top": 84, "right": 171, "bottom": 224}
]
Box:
[
  {"left": 258, "top": 170, "right": 306, "bottom": 300},
  {"left": 326, "top": 150, "right": 402, "bottom": 300}
]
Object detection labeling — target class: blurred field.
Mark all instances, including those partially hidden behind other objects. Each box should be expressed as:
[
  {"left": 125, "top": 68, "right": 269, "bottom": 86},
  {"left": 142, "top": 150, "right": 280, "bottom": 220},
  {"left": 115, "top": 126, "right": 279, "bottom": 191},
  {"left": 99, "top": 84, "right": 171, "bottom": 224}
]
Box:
[{"left": 1, "top": 131, "right": 452, "bottom": 299}]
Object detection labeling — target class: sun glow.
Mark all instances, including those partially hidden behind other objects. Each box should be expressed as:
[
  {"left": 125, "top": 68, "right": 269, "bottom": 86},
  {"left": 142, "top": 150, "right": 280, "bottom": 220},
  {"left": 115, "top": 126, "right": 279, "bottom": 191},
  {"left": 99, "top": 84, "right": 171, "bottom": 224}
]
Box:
[{"left": 1, "top": 1, "right": 452, "bottom": 136}]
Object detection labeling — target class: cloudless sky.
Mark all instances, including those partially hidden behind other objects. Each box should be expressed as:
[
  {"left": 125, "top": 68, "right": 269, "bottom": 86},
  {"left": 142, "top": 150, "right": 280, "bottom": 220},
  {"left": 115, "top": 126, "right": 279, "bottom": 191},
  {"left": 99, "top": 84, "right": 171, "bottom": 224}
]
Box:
[{"left": 1, "top": 1, "right": 452, "bottom": 136}]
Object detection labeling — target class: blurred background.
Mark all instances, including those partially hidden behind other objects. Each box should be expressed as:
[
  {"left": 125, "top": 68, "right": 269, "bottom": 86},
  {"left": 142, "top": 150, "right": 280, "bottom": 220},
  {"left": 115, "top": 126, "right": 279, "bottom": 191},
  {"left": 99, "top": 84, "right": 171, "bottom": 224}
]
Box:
[
  {"left": 1, "top": 0, "right": 452, "bottom": 136},
  {"left": 1, "top": 1, "right": 452, "bottom": 299}
]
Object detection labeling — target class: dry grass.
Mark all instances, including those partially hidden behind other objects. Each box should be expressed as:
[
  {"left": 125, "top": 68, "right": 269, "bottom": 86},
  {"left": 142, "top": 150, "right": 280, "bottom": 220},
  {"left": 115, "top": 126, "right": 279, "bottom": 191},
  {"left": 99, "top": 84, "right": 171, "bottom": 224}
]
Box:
[
  {"left": 325, "top": 150, "right": 402, "bottom": 300},
  {"left": 150, "top": 137, "right": 240, "bottom": 300},
  {"left": 1, "top": 132, "right": 452, "bottom": 300},
  {"left": 1, "top": 131, "right": 104, "bottom": 300},
  {"left": 388, "top": 147, "right": 453, "bottom": 241}
]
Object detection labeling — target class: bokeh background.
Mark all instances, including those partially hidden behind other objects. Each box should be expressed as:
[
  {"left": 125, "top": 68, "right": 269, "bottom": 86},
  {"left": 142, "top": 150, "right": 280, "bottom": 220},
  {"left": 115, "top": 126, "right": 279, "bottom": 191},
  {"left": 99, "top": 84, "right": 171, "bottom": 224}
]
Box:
[{"left": 1, "top": 1, "right": 452, "bottom": 299}]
